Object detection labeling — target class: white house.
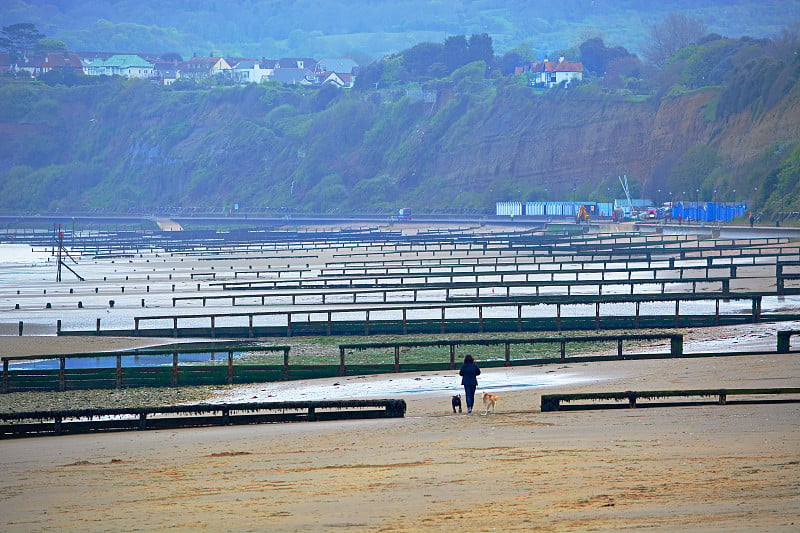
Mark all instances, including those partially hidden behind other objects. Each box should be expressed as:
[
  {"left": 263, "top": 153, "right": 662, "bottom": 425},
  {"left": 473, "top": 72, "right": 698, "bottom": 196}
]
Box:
[
  {"left": 85, "top": 54, "right": 154, "bottom": 78},
  {"left": 532, "top": 56, "right": 584, "bottom": 88},
  {"left": 231, "top": 60, "right": 273, "bottom": 83}
]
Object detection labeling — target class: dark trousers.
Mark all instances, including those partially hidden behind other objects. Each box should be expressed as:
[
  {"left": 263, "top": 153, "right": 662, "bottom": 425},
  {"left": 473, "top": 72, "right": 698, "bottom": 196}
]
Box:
[{"left": 464, "top": 384, "right": 477, "bottom": 409}]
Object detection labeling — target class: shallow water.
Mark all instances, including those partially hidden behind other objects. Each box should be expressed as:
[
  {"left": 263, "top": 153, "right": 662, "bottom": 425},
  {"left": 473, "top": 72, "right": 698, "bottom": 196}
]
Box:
[
  {"left": 1, "top": 242, "right": 798, "bottom": 336},
  {"left": 216, "top": 368, "right": 597, "bottom": 402}
]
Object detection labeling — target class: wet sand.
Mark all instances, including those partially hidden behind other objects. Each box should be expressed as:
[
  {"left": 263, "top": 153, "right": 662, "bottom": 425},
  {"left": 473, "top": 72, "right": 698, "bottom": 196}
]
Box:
[{"left": 1, "top": 332, "right": 798, "bottom": 532}]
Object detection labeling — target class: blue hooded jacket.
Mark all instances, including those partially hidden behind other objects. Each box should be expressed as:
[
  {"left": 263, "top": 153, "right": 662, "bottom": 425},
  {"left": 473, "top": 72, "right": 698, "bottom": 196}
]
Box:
[{"left": 459, "top": 360, "right": 480, "bottom": 386}]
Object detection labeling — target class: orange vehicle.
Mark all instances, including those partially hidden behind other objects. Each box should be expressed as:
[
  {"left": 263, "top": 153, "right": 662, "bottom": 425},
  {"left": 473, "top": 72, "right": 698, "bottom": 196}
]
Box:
[{"left": 576, "top": 204, "right": 590, "bottom": 223}]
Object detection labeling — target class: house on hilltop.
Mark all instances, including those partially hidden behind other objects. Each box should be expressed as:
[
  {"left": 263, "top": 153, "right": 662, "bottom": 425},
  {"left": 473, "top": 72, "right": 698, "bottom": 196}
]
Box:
[
  {"left": 278, "top": 57, "right": 317, "bottom": 69},
  {"left": 15, "top": 54, "right": 44, "bottom": 77},
  {"left": 271, "top": 67, "right": 315, "bottom": 85},
  {"left": 314, "top": 58, "right": 358, "bottom": 88},
  {"left": 531, "top": 56, "right": 584, "bottom": 88},
  {"left": 316, "top": 70, "right": 353, "bottom": 88},
  {"left": 151, "top": 62, "right": 180, "bottom": 85},
  {"left": 38, "top": 52, "right": 85, "bottom": 75},
  {"left": 85, "top": 54, "right": 154, "bottom": 78},
  {"left": 179, "top": 56, "right": 232, "bottom": 80},
  {"left": 229, "top": 59, "right": 274, "bottom": 84}
]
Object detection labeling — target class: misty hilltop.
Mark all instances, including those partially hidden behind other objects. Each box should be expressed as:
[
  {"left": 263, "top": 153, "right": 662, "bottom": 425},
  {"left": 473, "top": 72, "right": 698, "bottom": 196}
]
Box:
[{"left": 2, "top": 0, "right": 798, "bottom": 61}]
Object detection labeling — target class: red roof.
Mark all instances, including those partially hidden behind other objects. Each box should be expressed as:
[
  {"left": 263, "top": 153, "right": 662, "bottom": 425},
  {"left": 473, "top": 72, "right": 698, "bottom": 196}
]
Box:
[
  {"left": 42, "top": 52, "right": 84, "bottom": 69},
  {"left": 538, "top": 58, "right": 583, "bottom": 73}
]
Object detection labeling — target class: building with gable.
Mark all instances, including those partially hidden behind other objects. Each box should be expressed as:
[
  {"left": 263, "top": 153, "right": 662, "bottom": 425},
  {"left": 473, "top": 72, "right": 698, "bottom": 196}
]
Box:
[
  {"left": 229, "top": 59, "right": 273, "bottom": 84},
  {"left": 314, "top": 58, "right": 358, "bottom": 87},
  {"left": 531, "top": 56, "right": 584, "bottom": 88},
  {"left": 38, "top": 52, "right": 85, "bottom": 75},
  {"left": 316, "top": 70, "right": 353, "bottom": 88},
  {"left": 179, "top": 56, "right": 232, "bottom": 80}
]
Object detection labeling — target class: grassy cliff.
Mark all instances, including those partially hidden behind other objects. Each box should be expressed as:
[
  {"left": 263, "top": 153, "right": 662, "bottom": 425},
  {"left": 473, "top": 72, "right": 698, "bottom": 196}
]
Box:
[{"left": 1, "top": 37, "right": 798, "bottom": 218}]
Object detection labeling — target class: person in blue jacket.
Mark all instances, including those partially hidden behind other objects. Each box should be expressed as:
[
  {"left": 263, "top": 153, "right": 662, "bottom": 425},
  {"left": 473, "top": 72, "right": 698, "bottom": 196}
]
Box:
[{"left": 459, "top": 354, "right": 481, "bottom": 413}]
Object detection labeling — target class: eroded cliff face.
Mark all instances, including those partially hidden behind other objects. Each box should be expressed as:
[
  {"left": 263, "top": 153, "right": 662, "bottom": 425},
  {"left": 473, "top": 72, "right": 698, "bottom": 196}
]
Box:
[
  {"left": 713, "top": 85, "right": 800, "bottom": 166},
  {"left": 420, "top": 86, "right": 797, "bottom": 199}
]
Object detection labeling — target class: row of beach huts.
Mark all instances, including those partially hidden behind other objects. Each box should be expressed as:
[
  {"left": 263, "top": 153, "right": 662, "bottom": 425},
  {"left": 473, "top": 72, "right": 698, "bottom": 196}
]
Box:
[{"left": 496, "top": 201, "right": 748, "bottom": 222}]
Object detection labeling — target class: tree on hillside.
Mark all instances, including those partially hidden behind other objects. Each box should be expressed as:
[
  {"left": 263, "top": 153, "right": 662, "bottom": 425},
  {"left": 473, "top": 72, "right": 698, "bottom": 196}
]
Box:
[
  {"left": 579, "top": 37, "right": 636, "bottom": 76},
  {"left": 468, "top": 33, "right": 494, "bottom": 64},
  {"left": 498, "top": 43, "right": 536, "bottom": 76},
  {"left": 36, "top": 38, "right": 67, "bottom": 52},
  {"left": 402, "top": 41, "right": 444, "bottom": 79},
  {"left": 643, "top": 13, "right": 706, "bottom": 69},
  {"left": 443, "top": 35, "right": 469, "bottom": 72},
  {"left": 160, "top": 52, "right": 183, "bottom": 63},
  {"left": 0, "top": 23, "right": 45, "bottom": 63}
]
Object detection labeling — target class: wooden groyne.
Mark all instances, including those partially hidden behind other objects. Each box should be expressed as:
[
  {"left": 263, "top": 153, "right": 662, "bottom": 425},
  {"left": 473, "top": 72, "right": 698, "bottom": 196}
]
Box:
[
  {"left": 0, "top": 399, "right": 407, "bottom": 438},
  {"left": 2, "top": 343, "right": 290, "bottom": 393},
  {"left": 338, "top": 333, "right": 683, "bottom": 372},
  {"left": 540, "top": 388, "right": 800, "bottom": 412},
  {"left": 92, "top": 292, "right": 792, "bottom": 338}
]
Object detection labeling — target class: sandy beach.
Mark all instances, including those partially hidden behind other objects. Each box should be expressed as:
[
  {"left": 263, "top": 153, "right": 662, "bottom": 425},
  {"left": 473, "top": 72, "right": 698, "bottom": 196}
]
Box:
[{"left": 1, "top": 327, "right": 798, "bottom": 532}]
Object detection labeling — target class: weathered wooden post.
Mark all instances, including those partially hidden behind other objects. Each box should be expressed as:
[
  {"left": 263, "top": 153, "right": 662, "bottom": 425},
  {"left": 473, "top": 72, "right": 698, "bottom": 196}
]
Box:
[
  {"left": 617, "top": 339, "right": 624, "bottom": 359},
  {"left": 556, "top": 304, "right": 562, "bottom": 331},
  {"left": 394, "top": 345, "right": 400, "bottom": 372},
  {"left": 449, "top": 344, "right": 455, "bottom": 370},
  {"left": 777, "top": 331, "right": 791, "bottom": 353},
  {"left": 2, "top": 359, "right": 9, "bottom": 394},
  {"left": 59, "top": 357, "right": 66, "bottom": 392},
  {"left": 282, "top": 347, "right": 290, "bottom": 380},
  {"left": 338, "top": 347, "right": 346, "bottom": 376},
  {"left": 171, "top": 351, "right": 179, "bottom": 386},
  {"left": 18, "top": 321, "right": 23, "bottom": 336},
  {"left": 752, "top": 296, "right": 762, "bottom": 323},
  {"left": 595, "top": 302, "right": 601, "bottom": 330},
  {"left": 227, "top": 351, "right": 234, "bottom": 384},
  {"left": 670, "top": 335, "right": 683, "bottom": 356},
  {"left": 115, "top": 355, "right": 122, "bottom": 388}
]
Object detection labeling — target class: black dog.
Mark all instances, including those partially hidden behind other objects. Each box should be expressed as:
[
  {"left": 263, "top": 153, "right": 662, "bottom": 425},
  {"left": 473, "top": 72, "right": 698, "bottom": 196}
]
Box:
[{"left": 451, "top": 394, "right": 462, "bottom": 413}]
